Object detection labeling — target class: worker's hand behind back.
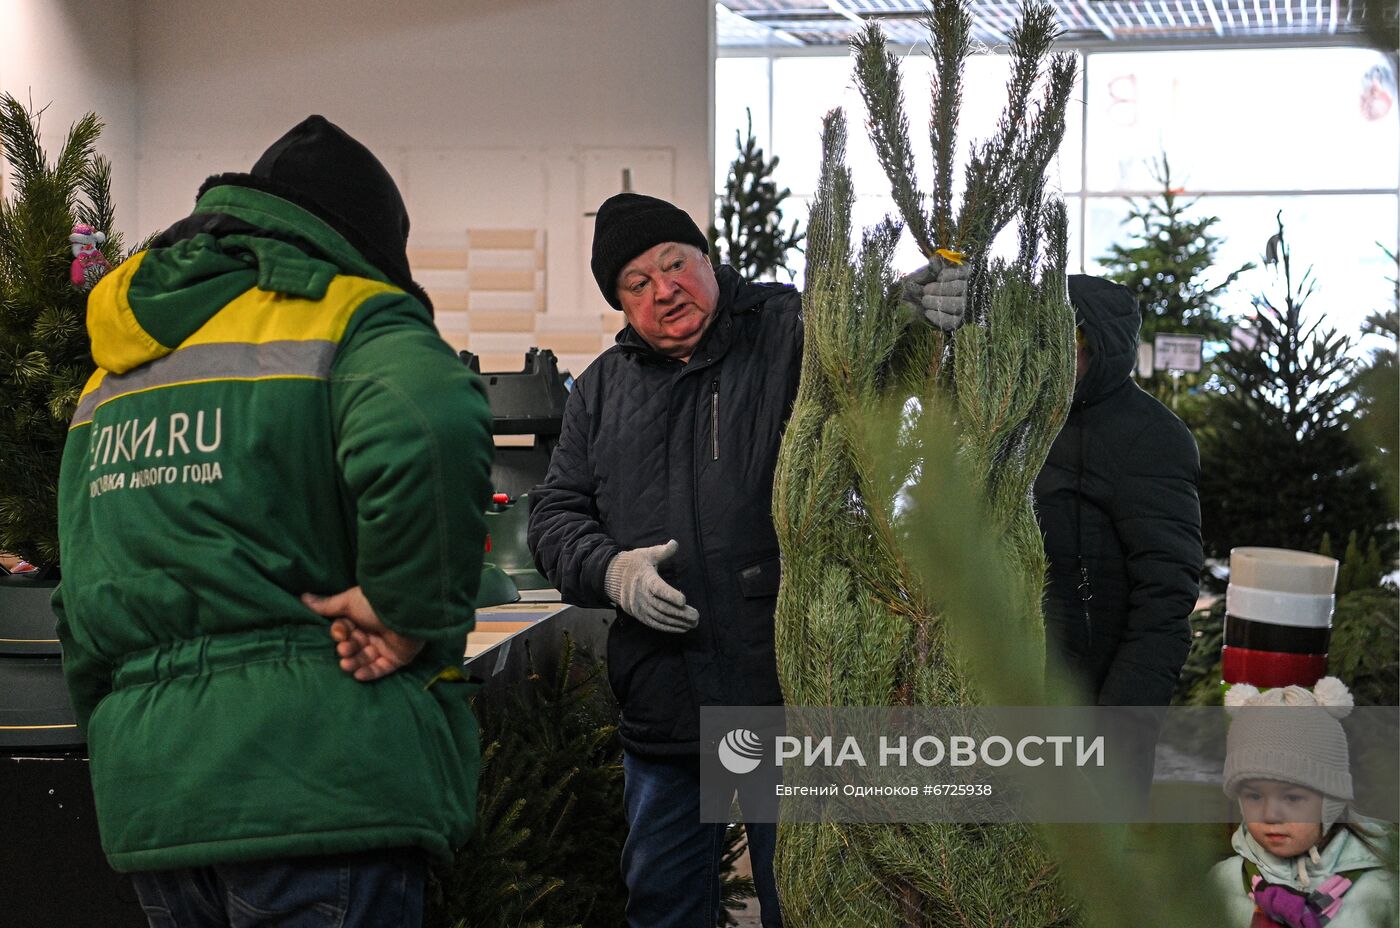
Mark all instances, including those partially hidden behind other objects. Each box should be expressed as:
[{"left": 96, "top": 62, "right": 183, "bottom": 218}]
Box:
[{"left": 303, "top": 586, "right": 425, "bottom": 681}]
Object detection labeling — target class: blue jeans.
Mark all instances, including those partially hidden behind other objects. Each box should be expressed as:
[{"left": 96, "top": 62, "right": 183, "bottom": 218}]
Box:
[
  {"left": 622, "top": 751, "right": 783, "bottom": 928},
  {"left": 130, "top": 849, "right": 424, "bottom": 928}
]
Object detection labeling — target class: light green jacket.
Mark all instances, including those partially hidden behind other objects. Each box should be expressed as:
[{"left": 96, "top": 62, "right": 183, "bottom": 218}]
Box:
[{"left": 1208, "top": 822, "right": 1398, "bottom": 927}]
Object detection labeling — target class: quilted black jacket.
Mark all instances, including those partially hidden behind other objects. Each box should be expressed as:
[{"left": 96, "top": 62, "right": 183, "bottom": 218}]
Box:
[
  {"left": 528, "top": 267, "right": 802, "bottom": 754},
  {"left": 1033, "top": 275, "right": 1203, "bottom": 706}
]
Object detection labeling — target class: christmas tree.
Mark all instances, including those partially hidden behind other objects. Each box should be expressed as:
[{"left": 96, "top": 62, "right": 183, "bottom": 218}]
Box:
[
  {"left": 428, "top": 636, "right": 754, "bottom": 928},
  {"left": 710, "top": 109, "right": 804, "bottom": 281},
  {"left": 429, "top": 637, "right": 628, "bottom": 928},
  {"left": 1350, "top": 246, "right": 1398, "bottom": 509},
  {"left": 1334, "top": 530, "right": 1386, "bottom": 597},
  {"left": 0, "top": 95, "right": 126, "bottom": 572},
  {"left": 771, "top": 6, "right": 1235, "bottom": 925},
  {"left": 1098, "top": 155, "right": 1254, "bottom": 417},
  {"left": 771, "top": 3, "right": 1080, "bottom": 922},
  {"left": 1099, "top": 154, "right": 1252, "bottom": 345},
  {"left": 1198, "top": 213, "right": 1390, "bottom": 560}
]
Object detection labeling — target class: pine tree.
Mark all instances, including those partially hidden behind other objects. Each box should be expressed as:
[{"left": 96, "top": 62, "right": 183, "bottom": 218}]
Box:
[
  {"left": 1337, "top": 530, "right": 1364, "bottom": 597},
  {"left": 1099, "top": 154, "right": 1252, "bottom": 345},
  {"left": 716, "top": 824, "right": 757, "bottom": 928},
  {"left": 773, "top": 7, "right": 1241, "bottom": 925},
  {"left": 1350, "top": 246, "right": 1398, "bottom": 509},
  {"left": 1362, "top": 536, "right": 1385, "bottom": 590},
  {"left": 710, "top": 109, "right": 804, "bottom": 281},
  {"left": 771, "top": 4, "right": 1081, "bottom": 923},
  {"left": 428, "top": 636, "right": 756, "bottom": 928},
  {"left": 0, "top": 95, "right": 126, "bottom": 571},
  {"left": 1326, "top": 585, "right": 1400, "bottom": 707},
  {"left": 430, "top": 636, "right": 628, "bottom": 928},
  {"left": 1198, "top": 213, "right": 1390, "bottom": 560},
  {"left": 1098, "top": 155, "right": 1253, "bottom": 418},
  {"left": 1335, "top": 530, "right": 1386, "bottom": 597}
]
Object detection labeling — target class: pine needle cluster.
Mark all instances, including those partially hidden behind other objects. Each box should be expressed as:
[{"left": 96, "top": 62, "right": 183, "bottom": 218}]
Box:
[
  {"left": 0, "top": 95, "right": 126, "bottom": 570},
  {"left": 770, "top": 3, "right": 1080, "bottom": 922}
]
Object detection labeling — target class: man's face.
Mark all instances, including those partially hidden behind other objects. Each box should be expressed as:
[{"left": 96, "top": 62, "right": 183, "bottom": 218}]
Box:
[
  {"left": 617, "top": 242, "right": 720, "bottom": 361},
  {"left": 1075, "top": 327, "right": 1091, "bottom": 383}
]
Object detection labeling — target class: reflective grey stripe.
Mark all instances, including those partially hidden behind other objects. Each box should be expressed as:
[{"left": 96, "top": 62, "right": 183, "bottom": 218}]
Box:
[{"left": 72, "top": 340, "right": 337, "bottom": 426}]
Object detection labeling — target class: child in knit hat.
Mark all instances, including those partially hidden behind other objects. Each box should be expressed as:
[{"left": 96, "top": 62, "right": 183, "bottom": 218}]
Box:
[{"left": 1207, "top": 676, "right": 1396, "bottom": 927}]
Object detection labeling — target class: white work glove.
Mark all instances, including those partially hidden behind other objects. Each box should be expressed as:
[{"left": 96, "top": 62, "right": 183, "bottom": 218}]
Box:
[
  {"left": 603, "top": 540, "right": 699, "bottom": 633},
  {"left": 900, "top": 252, "right": 973, "bottom": 332}
]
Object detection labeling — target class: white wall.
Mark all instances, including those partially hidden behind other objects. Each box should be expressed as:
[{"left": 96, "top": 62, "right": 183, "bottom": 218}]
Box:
[
  {"left": 0, "top": 0, "right": 139, "bottom": 238},
  {"left": 0, "top": 0, "right": 716, "bottom": 370},
  {"left": 128, "top": 0, "right": 717, "bottom": 351}
]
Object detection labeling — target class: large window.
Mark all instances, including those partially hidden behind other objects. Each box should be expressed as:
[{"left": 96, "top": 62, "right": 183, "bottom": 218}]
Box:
[{"left": 716, "top": 46, "right": 1399, "bottom": 336}]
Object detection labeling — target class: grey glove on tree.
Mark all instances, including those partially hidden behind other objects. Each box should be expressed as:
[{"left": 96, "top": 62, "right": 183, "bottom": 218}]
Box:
[
  {"left": 900, "top": 252, "right": 972, "bottom": 332},
  {"left": 603, "top": 539, "right": 699, "bottom": 633}
]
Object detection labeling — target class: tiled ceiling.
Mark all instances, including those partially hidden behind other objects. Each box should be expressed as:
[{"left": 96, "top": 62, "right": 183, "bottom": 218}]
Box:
[{"left": 716, "top": 0, "right": 1399, "bottom": 47}]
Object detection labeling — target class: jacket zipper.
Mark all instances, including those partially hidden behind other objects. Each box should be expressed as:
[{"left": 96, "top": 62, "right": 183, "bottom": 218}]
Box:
[
  {"left": 710, "top": 380, "right": 720, "bottom": 461},
  {"left": 682, "top": 360, "right": 714, "bottom": 640},
  {"left": 672, "top": 350, "right": 719, "bottom": 647}
]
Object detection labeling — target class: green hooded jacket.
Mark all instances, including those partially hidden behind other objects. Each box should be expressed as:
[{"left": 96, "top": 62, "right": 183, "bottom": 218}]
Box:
[
  {"left": 54, "top": 184, "right": 493, "bottom": 872},
  {"left": 1208, "top": 822, "right": 1397, "bottom": 927}
]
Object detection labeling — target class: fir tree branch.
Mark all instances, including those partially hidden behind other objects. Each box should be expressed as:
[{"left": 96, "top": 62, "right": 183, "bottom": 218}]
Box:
[
  {"left": 0, "top": 96, "right": 47, "bottom": 196},
  {"left": 954, "top": 3, "right": 1067, "bottom": 255},
  {"left": 924, "top": 1, "right": 971, "bottom": 250},
  {"left": 852, "top": 22, "right": 934, "bottom": 257},
  {"left": 806, "top": 109, "right": 855, "bottom": 303},
  {"left": 54, "top": 113, "right": 102, "bottom": 208}
]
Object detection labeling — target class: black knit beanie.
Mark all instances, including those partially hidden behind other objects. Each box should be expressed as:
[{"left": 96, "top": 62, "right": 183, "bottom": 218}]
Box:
[
  {"left": 198, "top": 115, "right": 432, "bottom": 313},
  {"left": 590, "top": 193, "right": 708, "bottom": 310}
]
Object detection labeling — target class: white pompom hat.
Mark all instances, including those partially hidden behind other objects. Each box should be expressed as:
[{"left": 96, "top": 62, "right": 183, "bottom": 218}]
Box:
[{"left": 1222, "top": 676, "right": 1355, "bottom": 830}]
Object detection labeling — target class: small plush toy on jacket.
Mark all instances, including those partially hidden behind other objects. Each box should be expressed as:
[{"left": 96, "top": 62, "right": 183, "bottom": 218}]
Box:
[{"left": 1208, "top": 676, "right": 1396, "bottom": 927}]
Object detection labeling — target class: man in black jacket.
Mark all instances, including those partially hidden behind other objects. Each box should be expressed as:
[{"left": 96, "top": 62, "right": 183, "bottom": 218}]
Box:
[
  {"left": 1034, "top": 274, "right": 1203, "bottom": 707},
  {"left": 529, "top": 193, "right": 970, "bottom": 925},
  {"left": 528, "top": 193, "right": 800, "bottom": 928}
]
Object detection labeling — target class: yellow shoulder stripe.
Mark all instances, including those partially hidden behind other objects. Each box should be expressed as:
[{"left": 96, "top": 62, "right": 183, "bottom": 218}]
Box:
[
  {"left": 183, "top": 276, "right": 400, "bottom": 347},
  {"left": 87, "top": 251, "right": 170, "bottom": 375}
]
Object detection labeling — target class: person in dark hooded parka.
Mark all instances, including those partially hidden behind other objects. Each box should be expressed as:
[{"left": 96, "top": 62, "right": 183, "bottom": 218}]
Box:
[{"left": 1034, "top": 274, "right": 1203, "bottom": 707}]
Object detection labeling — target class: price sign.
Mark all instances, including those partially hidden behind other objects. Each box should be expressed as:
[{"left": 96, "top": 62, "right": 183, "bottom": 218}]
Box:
[{"left": 1153, "top": 334, "right": 1204, "bottom": 373}]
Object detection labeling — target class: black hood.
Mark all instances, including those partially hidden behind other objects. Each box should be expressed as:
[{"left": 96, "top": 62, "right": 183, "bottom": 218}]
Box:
[
  {"left": 197, "top": 115, "right": 432, "bottom": 313},
  {"left": 1069, "top": 274, "right": 1140, "bottom": 406}
]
